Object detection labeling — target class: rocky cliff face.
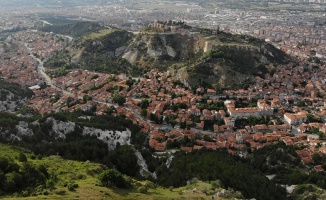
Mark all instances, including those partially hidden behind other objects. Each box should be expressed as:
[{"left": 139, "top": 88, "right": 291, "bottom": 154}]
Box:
[
  {"left": 0, "top": 81, "right": 33, "bottom": 112},
  {"left": 121, "top": 33, "right": 205, "bottom": 68},
  {"left": 5, "top": 117, "right": 131, "bottom": 150},
  {"left": 177, "top": 41, "right": 289, "bottom": 89},
  {"left": 0, "top": 90, "right": 23, "bottom": 112}
]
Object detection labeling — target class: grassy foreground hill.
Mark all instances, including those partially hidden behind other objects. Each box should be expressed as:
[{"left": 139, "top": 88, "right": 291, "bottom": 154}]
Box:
[{"left": 0, "top": 144, "right": 230, "bottom": 200}]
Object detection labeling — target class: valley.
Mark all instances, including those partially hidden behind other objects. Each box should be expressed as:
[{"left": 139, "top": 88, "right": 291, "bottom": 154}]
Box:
[{"left": 0, "top": 1, "right": 326, "bottom": 199}]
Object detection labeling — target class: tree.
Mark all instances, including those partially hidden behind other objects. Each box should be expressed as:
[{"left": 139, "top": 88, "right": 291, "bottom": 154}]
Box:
[
  {"left": 46, "top": 179, "right": 55, "bottom": 190},
  {"left": 150, "top": 113, "right": 162, "bottom": 124},
  {"left": 83, "top": 95, "right": 92, "bottom": 102},
  {"left": 297, "top": 101, "right": 305, "bottom": 107},
  {"left": 4, "top": 171, "right": 23, "bottom": 193},
  {"left": 98, "top": 169, "right": 129, "bottom": 188},
  {"left": 112, "top": 94, "right": 126, "bottom": 106},
  {"left": 141, "top": 109, "right": 147, "bottom": 117},
  {"left": 170, "top": 120, "right": 177, "bottom": 128},
  {"left": 21, "top": 163, "right": 47, "bottom": 187},
  {"left": 18, "top": 153, "right": 27, "bottom": 162},
  {"left": 105, "top": 106, "right": 116, "bottom": 115},
  {"left": 307, "top": 113, "right": 320, "bottom": 123},
  {"left": 66, "top": 97, "right": 74, "bottom": 108},
  {"left": 138, "top": 99, "right": 150, "bottom": 109},
  {"left": 138, "top": 186, "right": 148, "bottom": 193},
  {"left": 203, "top": 135, "right": 213, "bottom": 142},
  {"left": 313, "top": 153, "right": 322, "bottom": 165},
  {"left": 317, "top": 131, "right": 325, "bottom": 140},
  {"left": 180, "top": 121, "right": 186, "bottom": 129},
  {"left": 211, "top": 180, "right": 221, "bottom": 189},
  {"left": 108, "top": 146, "right": 139, "bottom": 177},
  {"left": 126, "top": 78, "right": 134, "bottom": 88}
]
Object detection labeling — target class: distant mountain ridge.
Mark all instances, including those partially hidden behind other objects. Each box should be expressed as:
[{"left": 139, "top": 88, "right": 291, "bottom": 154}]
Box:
[{"left": 0, "top": 0, "right": 115, "bottom": 8}]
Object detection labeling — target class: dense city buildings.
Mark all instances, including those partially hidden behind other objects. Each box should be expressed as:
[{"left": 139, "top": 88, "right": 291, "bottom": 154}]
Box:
[{"left": 1, "top": 0, "right": 326, "bottom": 173}]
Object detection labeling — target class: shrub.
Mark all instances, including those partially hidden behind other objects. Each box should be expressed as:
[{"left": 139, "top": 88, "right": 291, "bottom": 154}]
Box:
[
  {"left": 138, "top": 186, "right": 147, "bottom": 193},
  {"left": 46, "top": 179, "right": 55, "bottom": 190},
  {"left": 54, "top": 189, "right": 66, "bottom": 195},
  {"left": 98, "top": 169, "right": 130, "bottom": 188},
  {"left": 210, "top": 180, "right": 221, "bottom": 189},
  {"left": 33, "top": 184, "right": 46, "bottom": 195},
  {"left": 190, "top": 177, "right": 198, "bottom": 184},
  {"left": 22, "top": 190, "right": 29, "bottom": 197},
  {"left": 144, "top": 180, "right": 155, "bottom": 189},
  {"left": 67, "top": 182, "right": 78, "bottom": 191},
  {"left": 18, "top": 153, "right": 27, "bottom": 162},
  {"left": 37, "top": 155, "right": 43, "bottom": 160}
]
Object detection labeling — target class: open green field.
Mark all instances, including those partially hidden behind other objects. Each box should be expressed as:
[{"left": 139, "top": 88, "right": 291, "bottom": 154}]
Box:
[
  {"left": 80, "top": 28, "right": 116, "bottom": 43},
  {"left": 0, "top": 144, "right": 225, "bottom": 200}
]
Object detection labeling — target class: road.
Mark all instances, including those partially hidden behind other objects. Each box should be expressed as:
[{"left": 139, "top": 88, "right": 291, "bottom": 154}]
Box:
[
  {"left": 59, "top": 35, "right": 73, "bottom": 42},
  {"left": 190, "top": 127, "right": 217, "bottom": 136},
  {"left": 24, "top": 43, "right": 223, "bottom": 137},
  {"left": 24, "top": 43, "right": 204, "bottom": 139},
  {"left": 25, "top": 43, "right": 72, "bottom": 96}
]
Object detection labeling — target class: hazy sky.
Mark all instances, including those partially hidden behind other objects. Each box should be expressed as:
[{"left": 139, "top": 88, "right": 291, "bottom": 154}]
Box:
[{"left": 0, "top": 0, "right": 115, "bottom": 8}]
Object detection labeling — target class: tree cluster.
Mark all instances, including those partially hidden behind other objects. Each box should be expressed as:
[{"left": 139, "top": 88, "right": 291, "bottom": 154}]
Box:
[
  {"left": 0, "top": 156, "right": 49, "bottom": 195},
  {"left": 0, "top": 111, "right": 146, "bottom": 180},
  {"left": 250, "top": 142, "right": 326, "bottom": 189},
  {"left": 98, "top": 169, "right": 130, "bottom": 188},
  {"left": 156, "top": 149, "right": 286, "bottom": 200},
  {"left": 0, "top": 80, "right": 34, "bottom": 99}
]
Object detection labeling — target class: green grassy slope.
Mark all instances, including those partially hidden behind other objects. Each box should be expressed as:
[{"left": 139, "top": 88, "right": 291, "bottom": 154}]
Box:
[
  {"left": 39, "top": 21, "right": 103, "bottom": 38},
  {"left": 0, "top": 144, "right": 227, "bottom": 200}
]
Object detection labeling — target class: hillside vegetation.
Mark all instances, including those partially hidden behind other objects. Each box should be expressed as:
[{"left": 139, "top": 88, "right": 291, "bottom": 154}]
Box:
[
  {"left": 44, "top": 28, "right": 139, "bottom": 76},
  {"left": 0, "top": 144, "right": 232, "bottom": 200},
  {"left": 0, "top": 110, "right": 294, "bottom": 200},
  {"left": 44, "top": 24, "right": 289, "bottom": 88},
  {"left": 39, "top": 21, "right": 103, "bottom": 38},
  {"left": 0, "top": 80, "right": 34, "bottom": 99},
  {"left": 0, "top": 80, "right": 34, "bottom": 112}
]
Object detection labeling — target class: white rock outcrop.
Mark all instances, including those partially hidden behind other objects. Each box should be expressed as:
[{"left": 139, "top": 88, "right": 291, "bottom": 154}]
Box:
[
  {"left": 83, "top": 127, "right": 131, "bottom": 150},
  {"left": 46, "top": 117, "right": 76, "bottom": 138}
]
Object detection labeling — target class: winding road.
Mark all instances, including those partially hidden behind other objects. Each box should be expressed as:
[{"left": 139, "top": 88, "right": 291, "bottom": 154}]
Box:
[
  {"left": 24, "top": 43, "right": 219, "bottom": 138},
  {"left": 25, "top": 43, "right": 72, "bottom": 96}
]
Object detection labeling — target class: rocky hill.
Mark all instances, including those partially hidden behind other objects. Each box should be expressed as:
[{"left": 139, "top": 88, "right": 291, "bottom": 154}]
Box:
[
  {"left": 44, "top": 25, "right": 290, "bottom": 89},
  {"left": 0, "top": 80, "right": 34, "bottom": 112},
  {"left": 175, "top": 32, "right": 289, "bottom": 89}
]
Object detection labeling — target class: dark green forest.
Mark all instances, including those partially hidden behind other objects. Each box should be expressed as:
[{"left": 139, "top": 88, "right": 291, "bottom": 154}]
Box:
[
  {"left": 39, "top": 21, "right": 103, "bottom": 38},
  {"left": 0, "top": 155, "right": 49, "bottom": 195},
  {"left": 156, "top": 149, "right": 287, "bottom": 200},
  {"left": 250, "top": 142, "right": 326, "bottom": 190},
  {"left": 0, "top": 80, "right": 34, "bottom": 99}
]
